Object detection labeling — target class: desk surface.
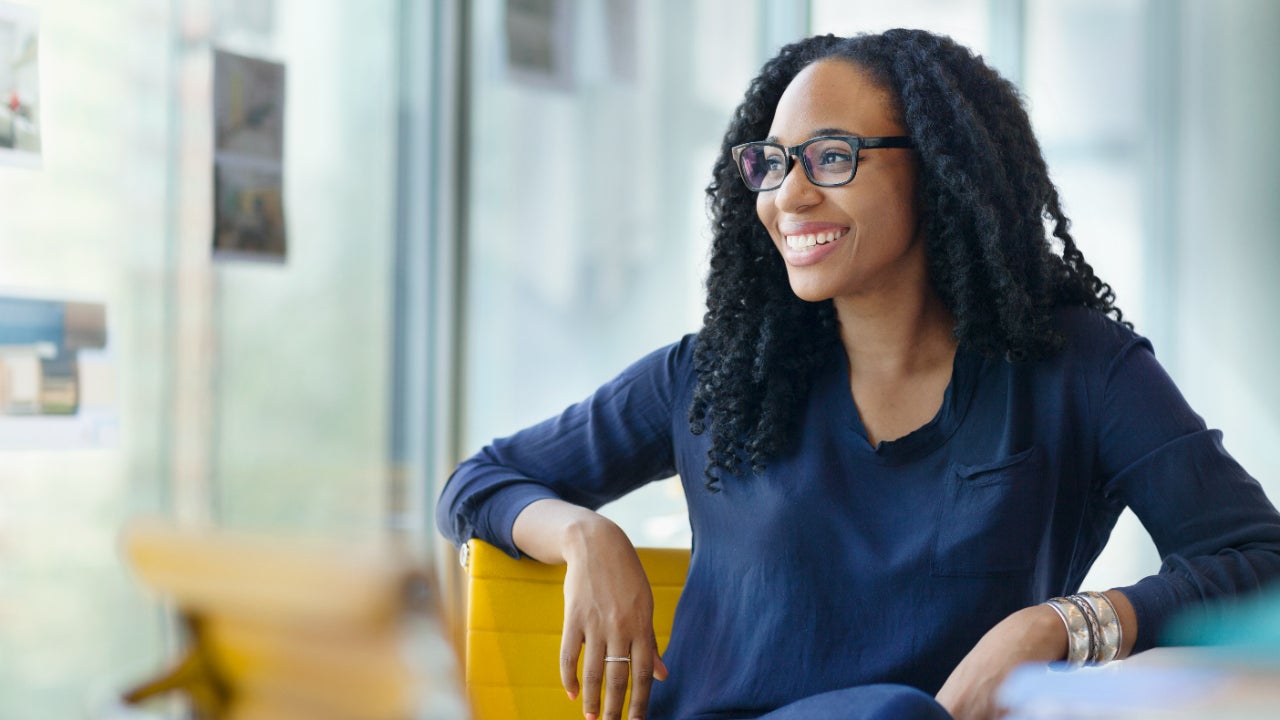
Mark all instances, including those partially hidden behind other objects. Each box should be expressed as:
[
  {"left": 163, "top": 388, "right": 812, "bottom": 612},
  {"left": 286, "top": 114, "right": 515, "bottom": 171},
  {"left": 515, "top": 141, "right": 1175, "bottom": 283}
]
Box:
[{"left": 1000, "top": 647, "right": 1280, "bottom": 719}]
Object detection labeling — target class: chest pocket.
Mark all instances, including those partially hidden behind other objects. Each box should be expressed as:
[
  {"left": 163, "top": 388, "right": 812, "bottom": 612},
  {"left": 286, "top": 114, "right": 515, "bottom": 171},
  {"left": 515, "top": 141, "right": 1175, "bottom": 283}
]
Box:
[{"left": 931, "top": 446, "right": 1047, "bottom": 577}]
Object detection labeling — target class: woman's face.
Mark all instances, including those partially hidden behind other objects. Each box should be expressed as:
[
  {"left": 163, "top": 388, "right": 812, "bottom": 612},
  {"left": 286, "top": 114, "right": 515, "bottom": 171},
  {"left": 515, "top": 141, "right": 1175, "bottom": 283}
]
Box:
[{"left": 756, "top": 59, "right": 924, "bottom": 305}]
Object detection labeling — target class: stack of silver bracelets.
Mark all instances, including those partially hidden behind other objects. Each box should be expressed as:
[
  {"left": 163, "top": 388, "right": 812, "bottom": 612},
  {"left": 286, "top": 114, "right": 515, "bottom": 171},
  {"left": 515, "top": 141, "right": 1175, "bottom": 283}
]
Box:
[{"left": 1042, "top": 591, "right": 1123, "bottom": 668}]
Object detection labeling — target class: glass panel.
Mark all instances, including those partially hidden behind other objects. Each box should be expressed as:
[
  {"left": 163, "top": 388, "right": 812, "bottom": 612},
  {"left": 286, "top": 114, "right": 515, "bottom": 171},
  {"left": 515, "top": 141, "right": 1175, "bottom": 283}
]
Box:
[
  {"left": 1025, "top": 0, "right": 1145, "bottom": 329},
  {"left": 0, "top": 3, "right": 173, "bottom": 715},
  {"left": 189, "top": 1, "right": 400, "bottom": 536},
  {"left": 810, "top": 0, "right": 992, "bottom": 55},
  {"left": 0, "top": 1, "right": 413, "bottom": 715},
  {"left": 462, "top": 0, "right": 774, "bottom": 548}
]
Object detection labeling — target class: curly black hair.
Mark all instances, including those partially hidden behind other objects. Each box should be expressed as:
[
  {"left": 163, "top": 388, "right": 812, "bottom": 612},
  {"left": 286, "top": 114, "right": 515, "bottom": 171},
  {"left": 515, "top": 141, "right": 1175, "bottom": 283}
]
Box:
[{"left": 687, "top": 30, "right": 1126, "bottom": 489}]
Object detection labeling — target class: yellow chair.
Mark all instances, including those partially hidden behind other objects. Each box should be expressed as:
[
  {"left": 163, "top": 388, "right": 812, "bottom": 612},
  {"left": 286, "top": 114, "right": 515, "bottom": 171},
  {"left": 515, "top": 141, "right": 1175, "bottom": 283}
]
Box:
[
  {"left": 120, "top": 521, "right": 467, "bottom": 720},
  {"left": 462, "top": 539, "right": 689, "bottom": 720}
]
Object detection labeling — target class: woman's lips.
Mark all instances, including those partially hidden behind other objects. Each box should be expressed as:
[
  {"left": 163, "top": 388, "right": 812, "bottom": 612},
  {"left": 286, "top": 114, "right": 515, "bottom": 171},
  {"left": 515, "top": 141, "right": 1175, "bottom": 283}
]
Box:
[{"left": 780, "top": 228, "right": 849, "bottom": 266}]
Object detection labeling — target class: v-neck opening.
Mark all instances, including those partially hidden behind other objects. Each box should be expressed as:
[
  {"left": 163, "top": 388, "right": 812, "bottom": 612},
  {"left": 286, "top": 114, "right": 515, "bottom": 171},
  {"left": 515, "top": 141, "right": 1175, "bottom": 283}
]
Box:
[{"left": 827, "top": 341, "right": 980, "bottom": 463}]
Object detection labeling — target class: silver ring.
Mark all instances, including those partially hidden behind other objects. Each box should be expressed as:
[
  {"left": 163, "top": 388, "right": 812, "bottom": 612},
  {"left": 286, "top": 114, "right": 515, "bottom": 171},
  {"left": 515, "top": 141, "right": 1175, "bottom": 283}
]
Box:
[{"left": 603, "top": 656, "right": 631, "bottom": 663}]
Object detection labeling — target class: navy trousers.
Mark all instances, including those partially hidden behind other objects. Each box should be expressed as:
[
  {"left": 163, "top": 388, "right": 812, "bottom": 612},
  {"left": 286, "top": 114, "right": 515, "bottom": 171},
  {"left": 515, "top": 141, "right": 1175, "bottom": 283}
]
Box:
[{"left": 753, "top": 684, "right": 952, "bottom": 720}]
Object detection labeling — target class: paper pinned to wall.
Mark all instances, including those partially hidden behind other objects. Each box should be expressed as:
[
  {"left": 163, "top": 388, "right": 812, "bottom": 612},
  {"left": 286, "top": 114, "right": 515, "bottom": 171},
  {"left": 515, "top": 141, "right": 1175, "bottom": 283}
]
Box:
[
  {"left": 212, "top": 48, "right": 287, "bottom": 262},
  {"left": 0, "top": 1, "right": 41, "bottom": 167},
  {"left": 0, "top": 293, "right": 117, "bottom": 450},
  {"left": 503, "top": 0, "right": 575, "bottom": 90}
]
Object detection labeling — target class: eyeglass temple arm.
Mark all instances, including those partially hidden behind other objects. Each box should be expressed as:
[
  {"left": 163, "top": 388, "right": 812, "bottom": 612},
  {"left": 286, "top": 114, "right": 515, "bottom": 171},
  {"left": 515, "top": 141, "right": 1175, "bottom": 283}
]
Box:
[{"left": 859, "top": 136, "right": 914, "bottom": 149}]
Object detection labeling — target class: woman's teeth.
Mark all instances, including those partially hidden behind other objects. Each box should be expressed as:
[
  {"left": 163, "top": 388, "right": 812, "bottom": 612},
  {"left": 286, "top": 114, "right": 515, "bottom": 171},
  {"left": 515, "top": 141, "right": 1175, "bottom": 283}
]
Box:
[{"left": 785, "top": 231, "right": 842, "bottom": 249}]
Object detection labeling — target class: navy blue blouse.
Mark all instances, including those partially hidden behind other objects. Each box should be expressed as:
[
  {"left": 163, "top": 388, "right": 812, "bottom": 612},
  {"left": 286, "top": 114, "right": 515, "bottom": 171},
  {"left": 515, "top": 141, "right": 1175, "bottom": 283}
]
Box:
[{"left": 436, "top": 307, "right": 1280, "bottom": 720}]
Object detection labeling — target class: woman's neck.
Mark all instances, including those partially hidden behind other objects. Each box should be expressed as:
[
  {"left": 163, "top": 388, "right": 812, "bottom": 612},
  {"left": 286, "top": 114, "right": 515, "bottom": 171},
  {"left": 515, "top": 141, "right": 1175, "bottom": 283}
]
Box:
[
  {"left": 833, "top": 287, "right": 957, "bottom": 376},
  {"left": 834, "top": 287, "right": 959, "bottom": 447}
]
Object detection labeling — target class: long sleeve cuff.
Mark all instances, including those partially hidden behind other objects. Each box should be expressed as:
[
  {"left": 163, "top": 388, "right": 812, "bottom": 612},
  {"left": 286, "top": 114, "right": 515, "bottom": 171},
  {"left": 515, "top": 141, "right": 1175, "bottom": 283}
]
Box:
[
  {"left": 472, "top": 481, "right": 562, "bottom": 559},
  {"left": 1114, "top": 573, "right": 1196, "bottom": 653}
]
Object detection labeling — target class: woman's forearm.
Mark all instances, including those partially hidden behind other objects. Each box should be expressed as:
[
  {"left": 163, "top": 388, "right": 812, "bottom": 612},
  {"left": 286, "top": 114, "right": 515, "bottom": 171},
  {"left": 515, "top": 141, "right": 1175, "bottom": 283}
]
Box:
[{"left": 511, "top": 497, "right": 626, "bottom": 565}]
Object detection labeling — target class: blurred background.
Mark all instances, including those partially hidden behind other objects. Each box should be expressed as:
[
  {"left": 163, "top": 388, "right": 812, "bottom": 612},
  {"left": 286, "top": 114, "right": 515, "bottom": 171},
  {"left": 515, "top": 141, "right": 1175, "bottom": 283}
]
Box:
[{"left": 0, "top": 0, "right": 1276, "bottom": 716}]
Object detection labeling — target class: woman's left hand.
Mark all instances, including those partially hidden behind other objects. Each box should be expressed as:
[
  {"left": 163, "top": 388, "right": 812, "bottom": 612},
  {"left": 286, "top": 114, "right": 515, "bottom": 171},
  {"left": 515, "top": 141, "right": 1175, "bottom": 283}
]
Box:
[{"left": 935, "top": 604, "right": 1066, "bottom": 720}]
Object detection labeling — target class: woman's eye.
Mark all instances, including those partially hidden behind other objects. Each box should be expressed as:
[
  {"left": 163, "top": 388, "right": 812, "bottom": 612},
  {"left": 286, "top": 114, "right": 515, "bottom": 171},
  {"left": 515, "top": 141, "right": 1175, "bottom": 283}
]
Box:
[
  {"left": 764, "top": 156, "right": 786, "bottom": 172},
  {"left": 818, "top": 150, "right": 853, "bottom": 166}
]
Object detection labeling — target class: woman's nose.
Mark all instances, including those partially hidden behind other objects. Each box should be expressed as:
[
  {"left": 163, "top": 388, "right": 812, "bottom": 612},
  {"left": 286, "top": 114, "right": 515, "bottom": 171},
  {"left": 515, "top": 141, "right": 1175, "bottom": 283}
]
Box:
[{"left": 772, "top": 157, "right": 821, "bottom": 212}]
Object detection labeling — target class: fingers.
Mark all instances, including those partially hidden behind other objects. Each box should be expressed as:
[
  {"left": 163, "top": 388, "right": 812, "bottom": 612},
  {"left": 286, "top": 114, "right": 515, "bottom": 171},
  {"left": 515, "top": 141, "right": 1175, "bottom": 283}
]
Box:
[
  {"left": 601, "top": 645, "right": 632, "bottom": 720},
  {"left": 554, "top": 530, "right": 663, "bottom": 720},
  {"left": 571, "top": 627, "right": 669, "bottom": 719},
  {"left": 579, "top": 643, "right": 645, "bottom": 720},
  {"left": 580, "top": 636, "right": 607, "bottom": 719},
  {"left": 565, "top": 635, "right": 667, "bottom": 720},
  {"left": 649, "top": 628, "right": 668, "bottom": 683},
  {"left": 559, "top": 624, "right": 583, "bottom": 701},
  {"left": 626, "top": 641, "right": 656, "bottom": 720}
]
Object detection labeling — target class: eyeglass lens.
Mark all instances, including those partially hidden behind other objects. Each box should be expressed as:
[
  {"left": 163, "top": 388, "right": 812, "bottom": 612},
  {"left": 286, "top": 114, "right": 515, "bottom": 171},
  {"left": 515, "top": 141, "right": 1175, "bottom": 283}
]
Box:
[{"left": 737, "top": 137, "right": 857, "bottom": 190}]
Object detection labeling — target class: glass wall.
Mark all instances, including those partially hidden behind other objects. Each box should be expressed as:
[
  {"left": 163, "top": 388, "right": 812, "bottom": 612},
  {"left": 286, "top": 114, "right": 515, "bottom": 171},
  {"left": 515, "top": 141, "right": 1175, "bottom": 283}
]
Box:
[
  {"left": 0, "top": 1, "right": 417, "bottom": 716},
  {"left": 459, "top": 0, "right": 799, "bottom": 548},
  {"left": 811, "top": 0, "right": 994, "bottom": 59},
  {"left": 0, "top": 2, "right": 175, "bottom": 713},
  {"left": 181, "top": 0, "right": 402, "bottom": 537}
]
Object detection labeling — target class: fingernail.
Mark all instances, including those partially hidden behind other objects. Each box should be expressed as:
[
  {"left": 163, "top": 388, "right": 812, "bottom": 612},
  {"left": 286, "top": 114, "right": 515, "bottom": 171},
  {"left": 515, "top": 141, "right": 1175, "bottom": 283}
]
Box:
[
  {"left": 584, "top": 714, "right": 597, "bottom": 720},
  {"left": 567, "top": 689, "right": 577, "bottom": 701}
]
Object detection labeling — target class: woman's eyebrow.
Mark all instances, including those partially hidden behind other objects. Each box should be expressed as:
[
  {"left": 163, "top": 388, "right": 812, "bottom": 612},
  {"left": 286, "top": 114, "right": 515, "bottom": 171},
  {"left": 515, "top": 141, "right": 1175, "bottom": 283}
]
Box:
[{"left": 764, "top": 128, "right": 861, "bottom": 144}]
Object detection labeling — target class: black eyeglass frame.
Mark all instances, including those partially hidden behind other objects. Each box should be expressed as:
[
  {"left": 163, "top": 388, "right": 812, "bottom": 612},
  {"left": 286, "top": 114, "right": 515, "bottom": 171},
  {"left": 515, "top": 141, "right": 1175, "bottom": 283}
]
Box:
[{"left": 730, "top": 135, "right": 915, "bottom": 191}]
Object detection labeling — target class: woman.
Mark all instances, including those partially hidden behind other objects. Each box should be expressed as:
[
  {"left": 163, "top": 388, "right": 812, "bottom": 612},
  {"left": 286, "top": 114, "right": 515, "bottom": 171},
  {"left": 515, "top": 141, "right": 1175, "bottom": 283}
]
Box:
[{"left": 437, "top": 30, "right": 1280, "bottom": 720}]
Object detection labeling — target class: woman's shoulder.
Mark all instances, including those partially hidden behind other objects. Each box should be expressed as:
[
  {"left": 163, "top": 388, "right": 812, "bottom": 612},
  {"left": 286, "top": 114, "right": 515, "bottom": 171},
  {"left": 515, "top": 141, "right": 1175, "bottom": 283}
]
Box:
[
  {"left": 615, "top": 332, "right": 700, "bottom": 393},
  {"left": 1047, "top": 305, "right": 1151, "bottom": 368},
  {"left": 658, "top": 332, "right": 700, "bottom": 369},
  {"left": 1052, "top": 304, "right": 1136, "bottom": 337}
]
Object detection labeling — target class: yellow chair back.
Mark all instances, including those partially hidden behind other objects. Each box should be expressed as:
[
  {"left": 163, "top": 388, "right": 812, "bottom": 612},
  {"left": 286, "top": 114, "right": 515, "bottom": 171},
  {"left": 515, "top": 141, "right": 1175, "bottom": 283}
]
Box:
[{"left": 462, "top": 539, "right": 689, "bottom": 720}]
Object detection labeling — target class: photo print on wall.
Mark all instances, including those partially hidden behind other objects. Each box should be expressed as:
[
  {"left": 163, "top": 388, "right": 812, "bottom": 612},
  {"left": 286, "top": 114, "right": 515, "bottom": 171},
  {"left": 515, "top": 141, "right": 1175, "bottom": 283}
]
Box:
[
  {"left": 0, "top": 2, "right": 40, "bottom": 167},
  {"left": 212, "top": 48, "right": 287, "bottom": 262}
]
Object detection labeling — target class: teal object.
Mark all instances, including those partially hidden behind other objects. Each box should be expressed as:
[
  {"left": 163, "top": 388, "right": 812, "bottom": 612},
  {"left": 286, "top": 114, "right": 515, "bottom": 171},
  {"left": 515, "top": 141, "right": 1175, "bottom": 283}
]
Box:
[{"left": 1164, "top": 584, "right": 1280, "bottom": 659}]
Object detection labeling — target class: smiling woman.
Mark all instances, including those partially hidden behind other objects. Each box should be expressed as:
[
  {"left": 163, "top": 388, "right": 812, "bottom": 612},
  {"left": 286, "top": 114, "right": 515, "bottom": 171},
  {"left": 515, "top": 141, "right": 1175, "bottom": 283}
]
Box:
[
  {"left": 753, "top": 61, "right": 925, "bottom": 309},
  {"left": 437, "top": 29, "right": 1280, "bottom": 720}
]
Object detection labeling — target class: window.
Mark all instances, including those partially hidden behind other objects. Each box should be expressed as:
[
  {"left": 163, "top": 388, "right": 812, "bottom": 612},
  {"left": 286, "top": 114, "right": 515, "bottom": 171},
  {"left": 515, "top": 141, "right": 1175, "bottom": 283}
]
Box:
[
  {"left": 0, "top": 1, "right": 419, "bottom": 714},
  {"left": 459, "top": 0, "right": 798, "bottom": 547}
]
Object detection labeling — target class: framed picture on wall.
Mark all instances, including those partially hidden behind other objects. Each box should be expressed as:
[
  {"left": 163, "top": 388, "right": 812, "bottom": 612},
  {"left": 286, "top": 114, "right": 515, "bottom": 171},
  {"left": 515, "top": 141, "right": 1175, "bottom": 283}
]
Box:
[
  {"left": 211, "top": 48, "right": 288, "bottom": 262},
  {"left": 503, "top": 0, "right": 575, "bottom": 90},
  {"left": 0, "top": 292, "right": 117, "bottom": 449},
  {"left": 0, "top": 2, "right": 40, "bottom": 167}
]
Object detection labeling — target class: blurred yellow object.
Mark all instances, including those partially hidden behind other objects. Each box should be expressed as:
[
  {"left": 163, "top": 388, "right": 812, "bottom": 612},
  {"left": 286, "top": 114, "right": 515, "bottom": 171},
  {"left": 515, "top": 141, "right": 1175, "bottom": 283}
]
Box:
[
  {"left": 462, "top": 538, "right": 689, "bottom": 720},
  {"left": 120, "top": 520, "right": 467, "bottom": 720}
]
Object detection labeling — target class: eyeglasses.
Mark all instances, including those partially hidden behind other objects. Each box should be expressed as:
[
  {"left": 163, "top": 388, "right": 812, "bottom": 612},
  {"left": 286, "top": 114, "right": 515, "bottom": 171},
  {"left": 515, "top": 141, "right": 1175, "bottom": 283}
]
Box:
[{"left": 730, "top": 135, "right": 914, "bottom": 192}]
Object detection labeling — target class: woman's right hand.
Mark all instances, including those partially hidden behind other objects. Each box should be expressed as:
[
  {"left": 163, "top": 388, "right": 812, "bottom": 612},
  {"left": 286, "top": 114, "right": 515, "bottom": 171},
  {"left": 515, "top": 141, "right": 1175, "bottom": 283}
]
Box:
[
  {"left": 512, "top": 500, "right": 668, "bottom": 720},
  {"left": 560, "top": 515, "right": 667, "bottom": 720}
]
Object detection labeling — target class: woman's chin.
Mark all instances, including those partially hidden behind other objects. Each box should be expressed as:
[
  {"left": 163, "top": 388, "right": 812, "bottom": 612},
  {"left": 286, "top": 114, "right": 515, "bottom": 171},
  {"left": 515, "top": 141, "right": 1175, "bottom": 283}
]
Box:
[{"left": 786, "top": 280, "right": 834, "bottom": 304}]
